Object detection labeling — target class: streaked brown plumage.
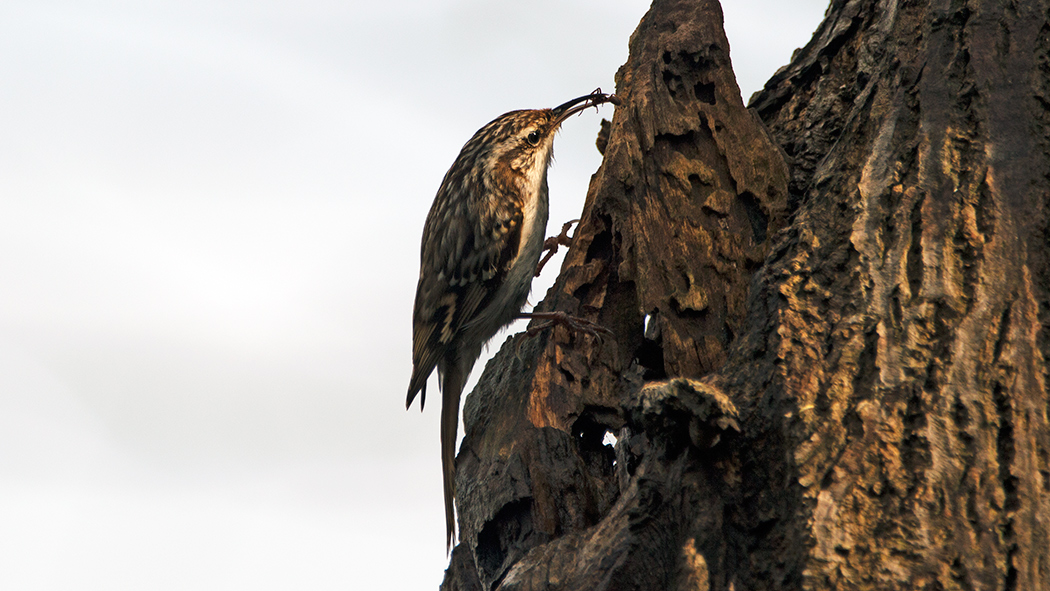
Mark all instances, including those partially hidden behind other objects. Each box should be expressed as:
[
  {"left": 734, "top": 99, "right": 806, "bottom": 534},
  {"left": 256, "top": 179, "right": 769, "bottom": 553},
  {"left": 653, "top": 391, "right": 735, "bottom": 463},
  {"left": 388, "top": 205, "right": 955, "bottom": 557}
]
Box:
[{"left": 407, "top": 91, "right": 617, "bottom": 549}]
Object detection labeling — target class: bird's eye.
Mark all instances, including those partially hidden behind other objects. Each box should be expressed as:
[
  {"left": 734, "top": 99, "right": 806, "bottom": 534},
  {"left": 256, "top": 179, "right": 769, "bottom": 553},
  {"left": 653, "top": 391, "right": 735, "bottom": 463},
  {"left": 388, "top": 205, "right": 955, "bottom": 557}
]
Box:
[{"left": 526, "top": 130, "right": 541, "bottom": 146}]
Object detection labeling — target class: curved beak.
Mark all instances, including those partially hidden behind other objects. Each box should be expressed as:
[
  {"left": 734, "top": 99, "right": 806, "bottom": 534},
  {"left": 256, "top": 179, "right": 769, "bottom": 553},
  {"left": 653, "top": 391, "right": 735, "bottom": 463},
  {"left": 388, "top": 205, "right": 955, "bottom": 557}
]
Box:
[{"left": 550, "top": 90, "right": 620, "bottom": 127}]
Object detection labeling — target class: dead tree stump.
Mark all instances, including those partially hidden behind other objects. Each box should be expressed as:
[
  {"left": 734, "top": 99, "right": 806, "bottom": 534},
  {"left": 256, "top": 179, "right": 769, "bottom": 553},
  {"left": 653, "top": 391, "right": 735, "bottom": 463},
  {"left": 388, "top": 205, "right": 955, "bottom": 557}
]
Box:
[{"left": 440, "top": 0, "right": 1050, "bottom": 589}]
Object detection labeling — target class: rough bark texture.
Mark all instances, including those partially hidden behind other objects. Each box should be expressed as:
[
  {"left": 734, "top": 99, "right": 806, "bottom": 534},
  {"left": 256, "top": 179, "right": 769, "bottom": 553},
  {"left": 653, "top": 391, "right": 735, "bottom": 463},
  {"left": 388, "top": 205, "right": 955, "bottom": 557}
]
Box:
[{"left": 439, "top": 0, "right": 1050, "bottom": 589}]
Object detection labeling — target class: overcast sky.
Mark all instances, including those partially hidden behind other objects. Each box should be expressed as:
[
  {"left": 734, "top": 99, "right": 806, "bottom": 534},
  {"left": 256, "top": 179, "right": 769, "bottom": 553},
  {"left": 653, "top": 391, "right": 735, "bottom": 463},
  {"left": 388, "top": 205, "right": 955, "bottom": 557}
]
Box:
[{"left": 0, "top": 1, "right": 827, "bottom": 589}]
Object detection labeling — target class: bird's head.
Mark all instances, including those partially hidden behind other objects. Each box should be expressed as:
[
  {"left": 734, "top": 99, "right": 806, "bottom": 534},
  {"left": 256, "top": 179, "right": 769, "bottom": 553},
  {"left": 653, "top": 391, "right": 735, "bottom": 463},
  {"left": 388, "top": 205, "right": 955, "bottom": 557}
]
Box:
[{"left": 455, "top": 90, "right": 619, "bottom": 192}]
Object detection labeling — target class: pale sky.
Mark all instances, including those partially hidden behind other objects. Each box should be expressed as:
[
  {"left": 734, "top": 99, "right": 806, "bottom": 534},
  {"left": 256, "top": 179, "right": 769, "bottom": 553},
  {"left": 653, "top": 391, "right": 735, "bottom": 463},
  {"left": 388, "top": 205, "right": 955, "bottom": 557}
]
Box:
[{"left": 0, "top": 1, "right": 827, "bottom": 589}]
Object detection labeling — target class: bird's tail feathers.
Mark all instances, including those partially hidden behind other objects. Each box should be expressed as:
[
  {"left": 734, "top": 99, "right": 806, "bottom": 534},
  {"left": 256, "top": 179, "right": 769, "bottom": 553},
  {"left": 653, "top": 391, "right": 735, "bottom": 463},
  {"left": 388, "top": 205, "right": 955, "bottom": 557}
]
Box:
[
  {"left": 439, "top": 354, "right": 468, "bottom": 551},
  {"left": 406, "top": 371, "right": 427, "bottom": 411}
]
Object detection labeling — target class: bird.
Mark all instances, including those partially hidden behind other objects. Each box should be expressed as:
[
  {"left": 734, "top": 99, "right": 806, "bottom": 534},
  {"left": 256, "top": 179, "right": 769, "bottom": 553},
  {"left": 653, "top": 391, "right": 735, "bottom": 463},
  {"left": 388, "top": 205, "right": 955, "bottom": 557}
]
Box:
[{"left": 407, "top": 90, "right": 618, "bottom": 549}]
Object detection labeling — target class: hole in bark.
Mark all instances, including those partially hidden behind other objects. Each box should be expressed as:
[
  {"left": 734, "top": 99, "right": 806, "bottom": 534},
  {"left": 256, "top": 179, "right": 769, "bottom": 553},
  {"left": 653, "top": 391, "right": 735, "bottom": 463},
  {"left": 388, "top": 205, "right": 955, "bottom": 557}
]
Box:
[
  {"left": 994, "top": 383, "right": 1020, "bottom": 512},
  {"left": 795, "top": 62, "right": 824, "bottom": 95},
  {"left": 738, "top": 190, "right": 769, "bottom": 243},
  {"left": 638, "top": 310, "right": 665, "bottom": 379},
  {"left": 573, "top": 412, "right": 617, "bottom": 477},
  {"left": 663, "top": 69, "right": 682, "bottom": 97},
  {"left": 856, "top": 71, "right": 870, "bottom": 93},
  {"left": 585, "top": 216, "right": 614, "bottom": 262},
  {"left": 636, "top": 334, "right": 666, "bottom": 380},
  {"left": 694, "top": 81, "right": 716, "bottom": 104},
  {"left": 820, "top": 469, "right": 835, "bottom": 490},
  {"left": 559, "top": 366, "right": 576, "bottom": 383},
  {"left": 603, "top": 430, "right": 618, "bottom": 468},
  {"left": 906, "top": 192, "right": 925, "bottom": 299},
  {"left": 475, "top": 499, "right": 536, "bottom": 585}
]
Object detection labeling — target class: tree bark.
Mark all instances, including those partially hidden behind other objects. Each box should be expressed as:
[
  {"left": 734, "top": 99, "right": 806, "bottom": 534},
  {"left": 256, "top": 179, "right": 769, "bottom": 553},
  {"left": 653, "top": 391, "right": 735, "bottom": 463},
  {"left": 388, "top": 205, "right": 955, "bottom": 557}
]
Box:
[{"left": 440, "top": 0, "right": 1050, "bottom": 589}]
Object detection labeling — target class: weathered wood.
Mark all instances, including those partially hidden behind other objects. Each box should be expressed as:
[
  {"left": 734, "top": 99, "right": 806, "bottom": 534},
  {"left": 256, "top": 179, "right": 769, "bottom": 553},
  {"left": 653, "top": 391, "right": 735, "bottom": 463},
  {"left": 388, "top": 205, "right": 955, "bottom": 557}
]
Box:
[
  {"left": 440, "top": 0, "right": 1050, "bottom": 588},
  {"left": 744, "top": 0, "right": 1050, "bottom": 587}
]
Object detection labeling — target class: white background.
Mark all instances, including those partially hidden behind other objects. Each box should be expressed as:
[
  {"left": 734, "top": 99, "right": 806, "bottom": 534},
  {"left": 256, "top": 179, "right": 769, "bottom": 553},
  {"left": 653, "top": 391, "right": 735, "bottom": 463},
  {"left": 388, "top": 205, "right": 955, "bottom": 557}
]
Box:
[{"left": 0, "top": 1, "right": 827, "bottom": 589}]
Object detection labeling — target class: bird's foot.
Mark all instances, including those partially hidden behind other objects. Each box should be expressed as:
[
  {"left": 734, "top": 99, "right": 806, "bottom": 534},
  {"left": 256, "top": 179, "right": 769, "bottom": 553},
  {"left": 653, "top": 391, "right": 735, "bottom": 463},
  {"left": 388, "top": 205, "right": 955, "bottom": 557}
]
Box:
[
  {"left": 534, "top": 219, "right": 579, "bottom": 277},
  {"left": 520, "top": 311, "right": 612, "bottom": 340}
]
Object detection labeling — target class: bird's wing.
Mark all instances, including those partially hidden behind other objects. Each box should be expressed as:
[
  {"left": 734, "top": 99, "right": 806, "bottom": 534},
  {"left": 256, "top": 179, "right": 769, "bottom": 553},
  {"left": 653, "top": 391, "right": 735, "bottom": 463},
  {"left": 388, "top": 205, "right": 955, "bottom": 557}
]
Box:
[{"left": 406, "top": 174, "right": 523, "bottom": 409}]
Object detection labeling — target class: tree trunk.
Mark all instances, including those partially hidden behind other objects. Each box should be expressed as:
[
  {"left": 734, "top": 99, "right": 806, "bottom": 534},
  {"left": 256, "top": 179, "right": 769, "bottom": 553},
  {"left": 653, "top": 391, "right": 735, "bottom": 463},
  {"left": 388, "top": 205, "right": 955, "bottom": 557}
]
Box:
[{"left": 440, "top": 0, "right": 1050, "bottom": 589}]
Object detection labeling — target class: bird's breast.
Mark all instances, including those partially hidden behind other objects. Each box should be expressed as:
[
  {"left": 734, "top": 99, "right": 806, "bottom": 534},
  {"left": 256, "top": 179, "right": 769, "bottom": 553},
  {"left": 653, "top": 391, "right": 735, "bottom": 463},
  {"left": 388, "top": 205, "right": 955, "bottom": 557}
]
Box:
[
  {"left": 514, "top": 177, "right": 549, "bottom": 273},
  {"left": 466, "top": 175, "right": 549, "bottom": 345}
]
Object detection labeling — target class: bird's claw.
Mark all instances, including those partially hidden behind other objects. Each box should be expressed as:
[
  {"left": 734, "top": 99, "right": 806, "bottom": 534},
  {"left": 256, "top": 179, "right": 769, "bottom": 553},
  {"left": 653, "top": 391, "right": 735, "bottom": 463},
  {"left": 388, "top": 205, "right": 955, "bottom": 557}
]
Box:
[
  {"left": 534, "top": 219, "right": 580, "bottom": 277},
  {"left": 522, "top": 311, "right": 613, "bottom": 341}
]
